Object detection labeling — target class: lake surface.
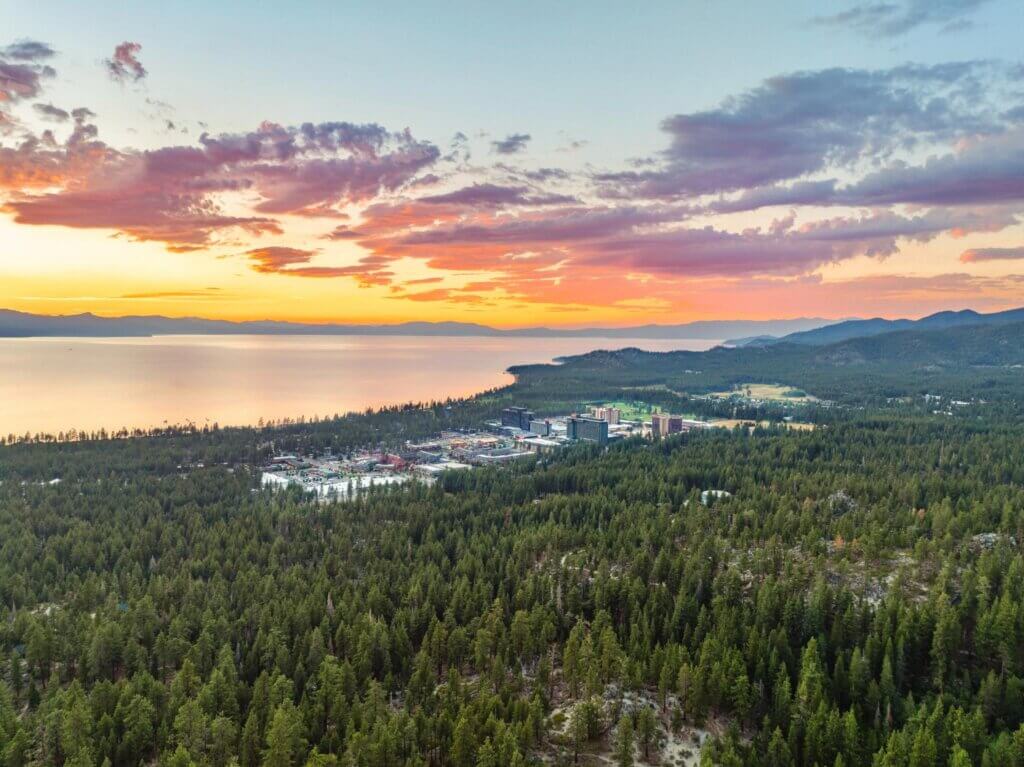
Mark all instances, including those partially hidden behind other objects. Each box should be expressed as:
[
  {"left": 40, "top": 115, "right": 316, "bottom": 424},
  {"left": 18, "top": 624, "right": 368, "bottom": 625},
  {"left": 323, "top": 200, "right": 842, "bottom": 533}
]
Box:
[{"left": 0, "top": 334, "right": 721, "bottom": 436}]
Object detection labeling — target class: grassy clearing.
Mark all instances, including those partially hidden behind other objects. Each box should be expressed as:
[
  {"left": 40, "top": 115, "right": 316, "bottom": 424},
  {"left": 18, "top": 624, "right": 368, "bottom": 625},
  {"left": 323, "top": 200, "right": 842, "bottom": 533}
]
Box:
[{"left": 709, "top": 383, "right": 817, "bottom": 402}]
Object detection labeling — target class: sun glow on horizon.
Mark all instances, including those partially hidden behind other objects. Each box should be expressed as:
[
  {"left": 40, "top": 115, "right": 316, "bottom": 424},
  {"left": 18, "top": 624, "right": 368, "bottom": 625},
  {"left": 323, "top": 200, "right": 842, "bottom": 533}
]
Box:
[{"left": 1, "top": 5, "right": 1023, "bottom": 325}]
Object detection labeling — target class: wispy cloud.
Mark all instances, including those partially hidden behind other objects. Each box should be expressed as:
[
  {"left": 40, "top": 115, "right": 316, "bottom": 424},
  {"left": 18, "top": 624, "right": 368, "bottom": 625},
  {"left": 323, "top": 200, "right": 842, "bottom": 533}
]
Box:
[
  {"left": 243, "top": 247, "right": 394, "bottom": 285},
  {"left": 812, "top": 0, "right": 992, "bottom": 37},
  {"left": 32, "top": 103, "right": 70, "bottom": 122},
  {"left": 960, "top": 246, "right": 1024, "bottom": 262},
  {"left": 119, "top": 288, "right": 227, "bottom": 300},
  {"left": 1, "top": 40, "right": 56, "bottom": 61},
  {"left": 491, "top": 133, "right": 531, "bottom": 155}
]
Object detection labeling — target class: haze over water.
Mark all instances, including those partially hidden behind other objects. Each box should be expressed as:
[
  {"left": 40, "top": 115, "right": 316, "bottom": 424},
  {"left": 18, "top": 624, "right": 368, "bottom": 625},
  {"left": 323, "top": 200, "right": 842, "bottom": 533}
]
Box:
[{"left": 0, "top": 335, "right": 720, "bottom": 436}]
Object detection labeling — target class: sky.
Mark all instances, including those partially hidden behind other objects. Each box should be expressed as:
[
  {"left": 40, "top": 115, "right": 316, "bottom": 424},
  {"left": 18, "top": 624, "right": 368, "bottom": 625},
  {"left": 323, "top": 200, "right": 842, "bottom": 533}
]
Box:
[{"left": 1, "top": 0, "right": 1023, "bottom": 327}]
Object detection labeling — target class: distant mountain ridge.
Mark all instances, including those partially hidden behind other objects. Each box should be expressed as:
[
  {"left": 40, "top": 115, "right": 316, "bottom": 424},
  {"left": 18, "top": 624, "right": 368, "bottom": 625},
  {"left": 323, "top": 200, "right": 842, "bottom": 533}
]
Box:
[
  {"left": 0, "top": 309, "right": 837, "bottom": 340},
  {"left": 808, "top": 318, "right": 1024, "bottom": 367},
  {"left": 730, "top": 307, "right": 1024, "bottom": 347}
]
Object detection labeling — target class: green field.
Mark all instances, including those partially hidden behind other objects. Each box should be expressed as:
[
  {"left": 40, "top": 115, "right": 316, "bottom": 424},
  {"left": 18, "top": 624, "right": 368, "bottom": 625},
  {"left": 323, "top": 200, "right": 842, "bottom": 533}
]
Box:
[{"left": 708, "top": 382, "right": 816, "bottom": 402}]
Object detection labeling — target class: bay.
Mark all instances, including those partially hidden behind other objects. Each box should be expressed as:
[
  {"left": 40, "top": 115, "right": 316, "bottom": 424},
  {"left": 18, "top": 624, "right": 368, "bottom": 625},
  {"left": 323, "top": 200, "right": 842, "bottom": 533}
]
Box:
[{"left": 0, "top": 334, "right": 720, "bottom": 436}]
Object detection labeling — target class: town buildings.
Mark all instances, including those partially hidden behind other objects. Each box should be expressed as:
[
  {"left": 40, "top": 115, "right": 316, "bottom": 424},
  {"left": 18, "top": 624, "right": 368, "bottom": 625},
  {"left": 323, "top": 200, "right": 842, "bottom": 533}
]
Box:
[
  {"left": 651, "top": 413, "right": 678, "bottom": 438},
  {"left": 567, "top": 415, "right": 610, "bottom": 445},
  {"left": 261, "top": 404, "right": 716, "bottom": 502},
  {"left": 589, "top": 405, "right": 621, "bottom": 424},
  {"left": 501, "top": 406, "right": 535, "bottom": 431},
  {"left": 651, "top": 412, "right": 711, "bottom": 438},
  {"left": 529, "top": 419, "right": 551, "bottom": 436}
]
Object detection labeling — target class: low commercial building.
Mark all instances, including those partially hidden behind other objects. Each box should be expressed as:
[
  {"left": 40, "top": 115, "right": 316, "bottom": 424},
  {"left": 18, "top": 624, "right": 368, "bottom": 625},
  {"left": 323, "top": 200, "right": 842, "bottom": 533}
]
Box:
[
  {"left": 261, "top": 472, "right": 293, "bottom": 491},
  {"left": 472, "top": 446, "right": 533, "bottom": 465},
  {"left": 413, "top": 461, "right": 472, "bottom": 476},
  {"left": 529, "top": 419, "right": 551, "bottom": 436},
  {"left": 521, "top": 436, "right": 561, "bottom": 455}
]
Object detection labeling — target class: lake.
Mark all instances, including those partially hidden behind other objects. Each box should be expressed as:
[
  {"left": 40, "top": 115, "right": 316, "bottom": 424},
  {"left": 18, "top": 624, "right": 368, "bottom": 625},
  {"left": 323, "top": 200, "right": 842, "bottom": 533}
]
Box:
[{"left": 0, "top": 334, "right": 721, "bottom": 436}]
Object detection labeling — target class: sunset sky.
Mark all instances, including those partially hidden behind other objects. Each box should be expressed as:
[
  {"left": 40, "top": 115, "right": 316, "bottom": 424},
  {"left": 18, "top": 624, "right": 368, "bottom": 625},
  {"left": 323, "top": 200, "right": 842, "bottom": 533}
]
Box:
[{"left": 2, "top": 0, "right": 1023, "bottom": 327}]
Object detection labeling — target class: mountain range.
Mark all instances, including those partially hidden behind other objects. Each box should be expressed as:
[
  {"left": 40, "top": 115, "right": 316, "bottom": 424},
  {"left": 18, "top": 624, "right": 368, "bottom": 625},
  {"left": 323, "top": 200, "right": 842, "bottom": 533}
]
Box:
[
  {"left": 5, "top": 307, "right": 1021, "bottom": 350},
  {"left": 0, "top": 309, "right": 836, "bottom": 340},
  {"left": 728, "top": 307, "right": 1024, "bottom": 347}
]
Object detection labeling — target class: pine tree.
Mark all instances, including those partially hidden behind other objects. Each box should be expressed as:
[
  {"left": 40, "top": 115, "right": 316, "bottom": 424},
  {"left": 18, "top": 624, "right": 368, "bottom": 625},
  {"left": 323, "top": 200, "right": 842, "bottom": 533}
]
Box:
[
  {"left": 569, "top": 701, "right": 592, "bottom": 765},
  {"left": 450, "top": 713, "right": 478, "bottom": 767},
  {"left": 948, "top": 745, "right": 972, "bottom": 767},
  {"left": 636, "top": 706, "right": 658, "bottom": 761},
  {"left": 264, "top": 701, "right": 306, "bottom": 767},
  {"left": 239, "top": 708, "right": 262, "bottom": 767},
  {"left": 614, "top": 714, "right": 634, "bottom": 767}
]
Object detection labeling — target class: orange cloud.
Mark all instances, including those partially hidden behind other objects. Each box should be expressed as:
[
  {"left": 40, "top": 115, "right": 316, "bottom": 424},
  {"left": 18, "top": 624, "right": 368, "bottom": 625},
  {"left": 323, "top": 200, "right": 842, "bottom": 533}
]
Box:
[{"left": 960, "top": 246, "right": 1024, "bottom": 263}]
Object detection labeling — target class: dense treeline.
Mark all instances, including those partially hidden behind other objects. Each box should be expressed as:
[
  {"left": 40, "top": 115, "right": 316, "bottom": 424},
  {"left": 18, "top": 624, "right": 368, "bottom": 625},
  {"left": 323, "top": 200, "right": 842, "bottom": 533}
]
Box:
[
  {"left": 0, "top": 398, "right": 505, "bottom": 482},
  {"left": 3, "top": 413, "right": 1024, "bottom": 766}
]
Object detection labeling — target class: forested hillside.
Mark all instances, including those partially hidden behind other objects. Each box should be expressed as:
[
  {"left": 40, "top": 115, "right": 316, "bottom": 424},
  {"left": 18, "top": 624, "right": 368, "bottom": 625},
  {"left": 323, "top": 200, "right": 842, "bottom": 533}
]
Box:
[
  {"left": 512, "top": 321, "right": 1024, "bottom": 413},
  {"left": 2, "top": 322, "right": 1024, "bottom": 766}
]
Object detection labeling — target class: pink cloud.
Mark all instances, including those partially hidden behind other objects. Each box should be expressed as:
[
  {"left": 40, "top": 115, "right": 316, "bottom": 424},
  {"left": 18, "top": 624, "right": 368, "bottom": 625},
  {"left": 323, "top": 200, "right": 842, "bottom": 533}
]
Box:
[
  {"left": 2, "top": 119, "right": 440, "bottom": 249},
  {"left": 105, "top": 42, "right": 147, "bottom": 83}
]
